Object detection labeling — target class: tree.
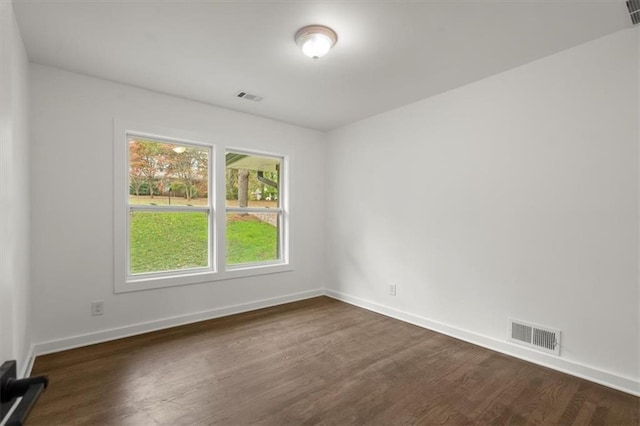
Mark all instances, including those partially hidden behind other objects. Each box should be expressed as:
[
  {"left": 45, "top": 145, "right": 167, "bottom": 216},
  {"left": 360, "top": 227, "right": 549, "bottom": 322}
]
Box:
[
  {"left": 129, "top": 141, "right": 145, "bottom": 196},
  {"left": 129, "top": 140, "right": 168, "bottom": 198},
  {"left": 226, "top": 168, "right": 239, "bottom": 200},
  {"left": 129, "top": 167, "right": 144, "bottom": 196},
  {"left": 238, "top": 169, "right": 249, "bottom": 207},
  {"left": 166, "top": 146, "right": 208, "bottom": 201}
]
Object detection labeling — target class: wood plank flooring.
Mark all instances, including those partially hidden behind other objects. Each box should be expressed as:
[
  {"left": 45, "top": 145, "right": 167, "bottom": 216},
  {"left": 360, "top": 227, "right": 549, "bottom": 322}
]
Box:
[{"left": 29, "top": 297, "right": 639, "bottom": 425}]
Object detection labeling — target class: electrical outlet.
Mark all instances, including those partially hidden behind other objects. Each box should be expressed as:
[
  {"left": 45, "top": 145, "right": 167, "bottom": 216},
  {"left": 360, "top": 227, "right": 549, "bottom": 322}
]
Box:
[
  {"left": 91, "top": 301, "right": 104, "bottom": 316},
  {"left": 388, "top": 283, "right": 397, "bottom": 296}
]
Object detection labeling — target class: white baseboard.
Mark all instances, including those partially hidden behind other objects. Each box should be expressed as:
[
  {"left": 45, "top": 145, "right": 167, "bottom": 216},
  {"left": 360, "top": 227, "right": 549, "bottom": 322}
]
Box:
[
  {"left": 325, "top": 289, "right": 640, "bottom": 397},
  {"left": 20, "top": 344, "right": 35, "bottom": 378},
  {"left": 33, "top": 289, "right": 324, "bottom": 356},
  {"left": 29, "top": 287, "right": 640, "bottom": 397}
]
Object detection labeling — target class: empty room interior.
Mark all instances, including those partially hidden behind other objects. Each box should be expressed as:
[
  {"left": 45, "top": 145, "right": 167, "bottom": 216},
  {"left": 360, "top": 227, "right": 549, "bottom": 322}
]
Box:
[{"left": 1, "top": 0, "right": 639, "bottom": 424}]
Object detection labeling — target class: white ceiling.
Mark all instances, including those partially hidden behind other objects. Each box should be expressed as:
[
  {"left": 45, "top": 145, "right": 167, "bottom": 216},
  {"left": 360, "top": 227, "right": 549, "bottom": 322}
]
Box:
[{"left": 14, "top": 0, "right": 632, "bottom": 131}]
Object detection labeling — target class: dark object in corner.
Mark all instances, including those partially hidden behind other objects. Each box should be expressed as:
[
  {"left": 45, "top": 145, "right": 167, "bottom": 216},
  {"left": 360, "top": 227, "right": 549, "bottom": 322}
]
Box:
[
  {"left": 0, "top": 360, "right": 48, "bottom": 426},
  {"left": 627, "top": 0, "right": 640, "bottom": 25}
]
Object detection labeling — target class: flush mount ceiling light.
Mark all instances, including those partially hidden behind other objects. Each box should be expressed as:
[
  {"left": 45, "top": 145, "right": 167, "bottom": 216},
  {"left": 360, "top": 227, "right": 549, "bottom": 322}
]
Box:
[{"left": 295, "top": 25, "right": 338, "bottom": 60}]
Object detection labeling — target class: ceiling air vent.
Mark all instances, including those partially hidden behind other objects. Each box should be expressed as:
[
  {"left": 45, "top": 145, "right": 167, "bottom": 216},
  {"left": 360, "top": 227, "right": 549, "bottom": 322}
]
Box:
[
  {"left": 508, "top": 319, "right": 561, "bottom": 356},
  {"left": 627, "top": 0, "right": 640, "bottom": 25},
  {"left": 236, "top": 91, "right": 264, "bottom": 102}
]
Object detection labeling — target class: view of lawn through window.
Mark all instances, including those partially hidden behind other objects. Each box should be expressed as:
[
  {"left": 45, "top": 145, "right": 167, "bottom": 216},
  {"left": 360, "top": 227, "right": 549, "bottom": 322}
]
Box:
[
  {"left": 127, "top": 137, "right": 284, "bottom": 276},
  {"left": 225, "top": 152, "right": 282, "bottom": 266},
  {"left": 129, "top": 211, "right": 209, "bottom": 273},
  {"left": 128, "top": 137, "right": 211, "bottom": 274}
]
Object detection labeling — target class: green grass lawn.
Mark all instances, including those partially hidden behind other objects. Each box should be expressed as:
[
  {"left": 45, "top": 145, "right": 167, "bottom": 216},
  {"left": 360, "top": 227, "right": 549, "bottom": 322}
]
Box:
[
  {"left": 130, "top": 212, "right": 277, "bottom": 274},
  {"left": 225, "top": 214, "right": 278, "bottom": 265}
]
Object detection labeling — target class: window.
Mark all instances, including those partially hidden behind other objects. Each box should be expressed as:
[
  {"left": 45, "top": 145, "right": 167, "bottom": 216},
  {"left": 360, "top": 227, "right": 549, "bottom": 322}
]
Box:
[
  {"left": 114, "top": 121, "right": 290, "bottom": 293},
  {"left": 225, "top": 151, "right": 286, "bottom": 268},
  {"left": 127, "top": 136, "right": 212, "bottom": 276}
]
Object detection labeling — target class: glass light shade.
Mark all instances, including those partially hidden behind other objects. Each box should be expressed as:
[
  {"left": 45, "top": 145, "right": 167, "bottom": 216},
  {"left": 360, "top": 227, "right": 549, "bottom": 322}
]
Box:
[
  {"left": 295, "top": 25, "right": 337, "bottom": 60},
  {"left": 301, "top": 33, "right": 333, "bottom": 59}
]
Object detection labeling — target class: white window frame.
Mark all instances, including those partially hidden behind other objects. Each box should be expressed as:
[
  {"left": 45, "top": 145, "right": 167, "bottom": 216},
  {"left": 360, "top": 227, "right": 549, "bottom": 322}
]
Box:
[
  {"left": 114, "top": 120, "right": 217, "bottom": 292},
  {"left": 114, "top": 120, "right": 292, "bottom": 293},
  {"left": 224, "top": 148, "right": 289, "bottom": 272}
]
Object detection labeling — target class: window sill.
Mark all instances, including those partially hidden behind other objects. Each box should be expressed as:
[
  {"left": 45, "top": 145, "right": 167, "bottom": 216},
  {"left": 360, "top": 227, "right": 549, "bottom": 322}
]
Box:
[
  {"left": 114, "top": 263, "right": 293, "bottom": 293},
  {"left": 223, "top": 262, "right": 293, "bottom": 280}
]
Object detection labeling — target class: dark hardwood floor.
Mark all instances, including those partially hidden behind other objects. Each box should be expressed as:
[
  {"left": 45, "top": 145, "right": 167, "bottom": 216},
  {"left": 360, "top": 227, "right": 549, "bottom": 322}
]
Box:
[{"left": 29, "top": 297, "right": 639, "bottom": 425}]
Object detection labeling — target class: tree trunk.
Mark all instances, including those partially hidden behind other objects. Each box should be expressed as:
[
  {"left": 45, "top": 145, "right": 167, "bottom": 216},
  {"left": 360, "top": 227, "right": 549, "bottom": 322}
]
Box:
[
  {"left": 149, "top": 179, "right": 154, "bottom": 198},
  {"left": 238, "top": 169, "right": 249, "bottom": 208}
]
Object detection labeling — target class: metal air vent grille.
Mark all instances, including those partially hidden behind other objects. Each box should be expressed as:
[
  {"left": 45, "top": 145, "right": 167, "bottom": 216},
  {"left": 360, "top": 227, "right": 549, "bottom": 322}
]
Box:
[
  {"left": 236, "top": 91, "right": 264, "bottom": 102},
  {"left": 508, "top": 319, "right": 561, "bottom": 356}
]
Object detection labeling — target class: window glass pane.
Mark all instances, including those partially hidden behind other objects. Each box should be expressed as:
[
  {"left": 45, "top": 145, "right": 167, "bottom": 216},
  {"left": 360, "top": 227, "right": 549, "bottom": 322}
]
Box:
[
  {"left": 225, "top": 153, "right": 280, "bottom": 208},
  {"left": 129, "top": 137, "right": 209, "bottom": 207},
  {"left": 130, "top": 211, "right": 209, "bottom": 274},
  {"left": 226, "top": 212, "right": 279, "bottom": 266}
]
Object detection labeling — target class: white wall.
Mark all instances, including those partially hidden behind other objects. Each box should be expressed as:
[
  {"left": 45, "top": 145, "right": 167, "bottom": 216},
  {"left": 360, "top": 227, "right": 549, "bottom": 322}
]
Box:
[
  {"left": 0, "top": 2, "right": 32, "bottom": 374},
  {"left": 29, "top": 64, "right": 326, "bottom": 348},
  {"left": 327, "top": 28, "right": 639, "bottom": 393}
]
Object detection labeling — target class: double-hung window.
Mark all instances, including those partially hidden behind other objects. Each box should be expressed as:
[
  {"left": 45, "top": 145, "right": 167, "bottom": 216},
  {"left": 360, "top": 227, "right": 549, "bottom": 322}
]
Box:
[
  {"left": 125, "top": 134, "right": 213, "bottom": 284},
  {"left": 225, "top": 151, "right": 286, "bottom": 269},
  {"left": 114, "top": 121, "right": 290, "bottom": 293}
]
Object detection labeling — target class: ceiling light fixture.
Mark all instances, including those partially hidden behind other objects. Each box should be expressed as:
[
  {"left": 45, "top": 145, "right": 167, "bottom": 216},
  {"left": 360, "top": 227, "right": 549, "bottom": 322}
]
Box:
[{"left": 295, "top": 25, "right": 338, "bottom": 60}]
